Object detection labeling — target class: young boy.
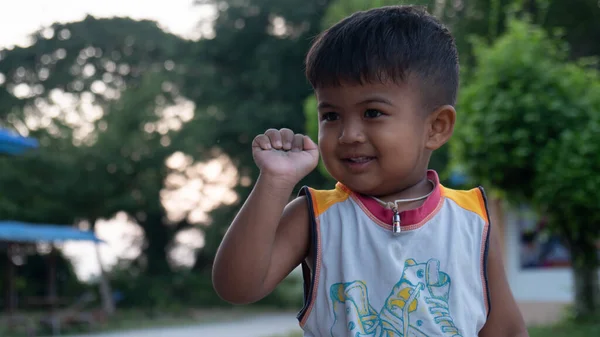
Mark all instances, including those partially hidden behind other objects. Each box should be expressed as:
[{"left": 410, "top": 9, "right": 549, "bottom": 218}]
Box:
[{"left": 213, "top": 5, "right": 528, "bottom": 337}]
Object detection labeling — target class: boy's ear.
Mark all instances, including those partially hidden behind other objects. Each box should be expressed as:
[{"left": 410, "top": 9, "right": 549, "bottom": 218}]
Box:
[{"left": 425, "top": 105, "right": 455, "bottom": 151}]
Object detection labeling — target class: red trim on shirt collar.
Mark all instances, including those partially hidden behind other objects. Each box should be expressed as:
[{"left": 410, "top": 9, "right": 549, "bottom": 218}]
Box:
[{"left": 337, "top": 170, "right": 442, "bottom": 227}]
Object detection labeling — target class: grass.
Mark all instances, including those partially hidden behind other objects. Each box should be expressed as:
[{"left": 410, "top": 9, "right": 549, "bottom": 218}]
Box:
[{"left": 528, "top": 319, "right": 600, "bottom": 337}]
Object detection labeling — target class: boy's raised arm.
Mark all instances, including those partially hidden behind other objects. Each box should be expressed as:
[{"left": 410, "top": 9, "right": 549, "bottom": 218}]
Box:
[{"left": 212, "top": 128, "right": 319, "bottom": 304}]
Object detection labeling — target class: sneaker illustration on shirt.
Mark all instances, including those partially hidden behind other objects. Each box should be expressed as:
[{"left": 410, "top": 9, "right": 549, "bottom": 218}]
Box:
[{"left": 329, "top": 258, "right": 462, "bottom": 337}]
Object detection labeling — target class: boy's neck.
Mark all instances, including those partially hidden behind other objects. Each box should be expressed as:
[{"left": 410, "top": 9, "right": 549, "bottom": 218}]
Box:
[{"left": 372, "top": 173, "right": 435, "bottom": 213}]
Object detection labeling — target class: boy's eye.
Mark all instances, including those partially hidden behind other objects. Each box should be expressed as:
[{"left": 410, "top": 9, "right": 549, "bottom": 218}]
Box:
[
  {"left": 321, "top": 112, "right": 339, "bottom": 121},
  {"left": 364, "top": 109, "right": 383, "bottom": 118}
]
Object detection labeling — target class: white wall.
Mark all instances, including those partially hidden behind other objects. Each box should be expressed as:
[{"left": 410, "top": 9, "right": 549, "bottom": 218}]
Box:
[{"left": 503, "top": 210, "right": 574, "bottom": 303}]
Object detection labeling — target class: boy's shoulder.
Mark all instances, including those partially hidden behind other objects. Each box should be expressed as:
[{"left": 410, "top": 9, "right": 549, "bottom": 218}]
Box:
[
  {"left": 298, "top": 183, "right": 352, "bottom": 217},
  {"left": 440, "top": 184, "right": 490, "bottom": 224}
]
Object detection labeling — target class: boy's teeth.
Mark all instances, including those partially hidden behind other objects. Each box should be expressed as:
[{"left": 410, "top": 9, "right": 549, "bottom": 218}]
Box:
[{"left": 349, "top": 157, "right": 370, "bottom": 163}]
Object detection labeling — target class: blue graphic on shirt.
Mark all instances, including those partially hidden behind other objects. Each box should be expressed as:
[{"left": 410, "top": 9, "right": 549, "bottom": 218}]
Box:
[{"left": 329, "top": 258, "right": 462, "bottom": 337}]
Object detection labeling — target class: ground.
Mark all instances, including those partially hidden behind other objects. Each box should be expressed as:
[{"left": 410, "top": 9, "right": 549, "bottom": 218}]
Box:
[
  {"left": 63, "top": 309, "right": 600, "bottom": 337},
  {"left": 9, "top": 302, "right": 597, "bottom": 337},
  {"left": 65, "top": 313, "right": 301, "bottom": 337}
]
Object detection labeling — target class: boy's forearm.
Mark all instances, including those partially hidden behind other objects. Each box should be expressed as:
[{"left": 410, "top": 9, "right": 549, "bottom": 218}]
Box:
[{"left": 212, "top": 174, "right": 296, "bottom": 303}]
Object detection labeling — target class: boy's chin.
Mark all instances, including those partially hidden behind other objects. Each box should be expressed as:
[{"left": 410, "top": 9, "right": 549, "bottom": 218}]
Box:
[{"left": 337, "top": 179, "right": 384, "bottom": 196}]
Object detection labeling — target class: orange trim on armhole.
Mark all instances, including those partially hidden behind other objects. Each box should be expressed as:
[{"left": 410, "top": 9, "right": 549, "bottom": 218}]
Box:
[
  {"left": 299, "top": 186, "right": 350, "bottom": 327},
  {"left": 442, "top": 186, "right": 491, "bottom": 317},
  {"left": 311, "top": 185, "right": 351, "bottom": 217},
  {"left": 476, "top": 187, "right": 491, "bottom": 318},
  {"left": 441, "top": 186, "right": 488, "bottom": 223}
]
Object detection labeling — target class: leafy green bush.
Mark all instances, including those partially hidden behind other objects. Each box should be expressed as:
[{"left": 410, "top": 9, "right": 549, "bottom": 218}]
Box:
[
  {"left": 453, "top": 17, "right": 600, "bottom": 318},
  {"left": 454, "top": 18, "right": 597, "bottom": 201},
  {"left": 109, "top": 266, "right": 304, "bottom": 310},
  {"left": 534, "top": 116, "right": 600, "bottom": 318}
]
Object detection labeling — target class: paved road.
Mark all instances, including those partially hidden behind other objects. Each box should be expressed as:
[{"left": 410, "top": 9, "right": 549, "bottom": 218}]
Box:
[{"left": 66, "top": 313, "right": 302, "bottom": 337}]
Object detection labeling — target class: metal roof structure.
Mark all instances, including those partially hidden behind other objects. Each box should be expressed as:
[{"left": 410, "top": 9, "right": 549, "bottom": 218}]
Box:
[
  {"left": 0, "top": 128, "right": 39, "bottom": 155},
  {"left": 0, "top": 221, "right": 102, "bottom": 243}
]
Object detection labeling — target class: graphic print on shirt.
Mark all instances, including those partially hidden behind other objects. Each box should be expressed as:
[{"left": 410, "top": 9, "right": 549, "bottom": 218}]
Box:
[{"left": 329, "top": 258, "right": 462, "bottom": 337}]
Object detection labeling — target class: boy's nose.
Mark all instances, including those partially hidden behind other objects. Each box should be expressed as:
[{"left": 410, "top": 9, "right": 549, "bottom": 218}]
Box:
[{"left": 338, "top": 123, "right": 366, "bottom": 144}]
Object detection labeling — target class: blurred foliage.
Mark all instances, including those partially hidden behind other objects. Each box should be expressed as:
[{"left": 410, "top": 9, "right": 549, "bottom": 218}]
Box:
[
  {"left": 536, "top": 117, "right": 600, "bottom": 239},
  {"left": 0, "top": 16, "right": 186, "bottom": 115},
  {"left": 0, "top": 249, "right": 86, "bottom": 299},
  {"left": 110, "top": 264, "right": 303, "bottom": 310},
  {"left": 303, "top": 95, "right": 329, "bottom": 181},
  {"left": 178, "top": 0, "right": 334, "bottom": 269},
  {"left": 453, "top": 18, "right": 597, "bottom": 201},
  {"left": 0, "top": 0, "right": 599, "bottom": 316},
  {"left": 1, "top": 0, "right": 333, "bottom": 311},
  {"left": 535, "top": 114, "right": 600, "bottom": 318},
  {"left": 321, "top": 0, "right": 433, "bottom": 29},
  {"left": 453, "top": 17, "right": 600, "bottom": 318}
]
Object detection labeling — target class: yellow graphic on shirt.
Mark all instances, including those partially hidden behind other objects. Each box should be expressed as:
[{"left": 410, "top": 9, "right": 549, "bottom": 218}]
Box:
[{"left": 329, "top": 258, "right": 462, "bottom": 337}]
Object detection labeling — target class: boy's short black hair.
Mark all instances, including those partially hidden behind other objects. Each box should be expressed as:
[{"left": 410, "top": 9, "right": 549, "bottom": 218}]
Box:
[{"left": 305, "top": 5, "right": 459, "bottom": 110}]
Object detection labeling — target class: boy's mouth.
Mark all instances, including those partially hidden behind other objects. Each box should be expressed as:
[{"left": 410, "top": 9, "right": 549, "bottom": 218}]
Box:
[
  {"left": 340, "top": 156, "right": 376, "bottom": 172},
  {"left": 343, "top": 156, "right": 375, "bottom": 163}
]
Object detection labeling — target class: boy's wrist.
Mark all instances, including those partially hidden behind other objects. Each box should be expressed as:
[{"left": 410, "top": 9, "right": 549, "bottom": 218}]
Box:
[{"left": 256, "top": 173, "right": 298, "bottom": 195}]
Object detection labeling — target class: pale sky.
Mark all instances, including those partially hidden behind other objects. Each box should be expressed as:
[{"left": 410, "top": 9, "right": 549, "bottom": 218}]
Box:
[
  {"left": 0, "top": 0, "right": 214, "bottom": 49},
  {"left": 1, "top": 0, "right": 224, "bottom": 280}
]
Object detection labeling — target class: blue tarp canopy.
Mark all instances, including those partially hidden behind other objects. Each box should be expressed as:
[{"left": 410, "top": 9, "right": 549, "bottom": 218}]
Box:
[
  {"left": 0, "top": 221, "right": 102, "bottom": 243},
  {"left": 0, "top": 128, "right": 39, "bottom": 155}
]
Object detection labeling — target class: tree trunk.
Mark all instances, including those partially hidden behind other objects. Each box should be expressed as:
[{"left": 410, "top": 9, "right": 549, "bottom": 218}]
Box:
[
  {"left": 570, "top": 240, "right": 600, "bottom": 320},
  {"left": 89, "top": 219, "right": 115, "bottom": 316},
  {"left": 141, "top": 210, "right": 172, "bottom": 276},
  {"left": 4, "top": 246, "right": 15, "bottom": 313},
  {"left": 95, "top": 242, "right": 115, "bottom": 316},
  {"left": 522, "top": 0, "right": 538, "bottom": 16},
  {"left": 191, "top": 249, "right": 213, "bottom": 273}
]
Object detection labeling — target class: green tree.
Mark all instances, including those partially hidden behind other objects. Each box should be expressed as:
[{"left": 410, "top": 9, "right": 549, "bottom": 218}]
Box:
[
  {"left": 454, "top": 18, "right": 600, "bottom": 318},
  {"left": 321, "top": 0, "right": 433, "bottom": 29},
  {"left": 453, "top": 19, "right": 594, "bottom": 200},
  {"left": 180, "top": 0, "right": 333, "bottom": 269},
  {"left": 303, "top": 95, "right": 330, "bottom": 181},
  {"left": 0, "top": 17, "right": 194, "bottom": 278},
  {"left": 518, "top": 0, "right": 600, "bottom": 60},
  {"left": 442, "top": 0, "right": 600, "bottom": 67},
  {"left": 82, "top": 73, "right": 193, "bottom": 276},
  {"left": 535, "top": 114, "right": 600, "bottom": 318},
  {"left": 0, "top": 16, "right": 186, "bottom": 114}
]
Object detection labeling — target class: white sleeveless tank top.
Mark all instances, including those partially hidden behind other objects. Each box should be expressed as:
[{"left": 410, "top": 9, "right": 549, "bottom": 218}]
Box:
[{"left": 296, "top": 170, "right": 490, "bottom": 337}]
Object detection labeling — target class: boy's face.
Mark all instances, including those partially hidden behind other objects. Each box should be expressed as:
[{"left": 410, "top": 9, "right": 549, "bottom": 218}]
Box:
[{"left": 315, "top": 80, "right": 452, "bottom": 197}]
